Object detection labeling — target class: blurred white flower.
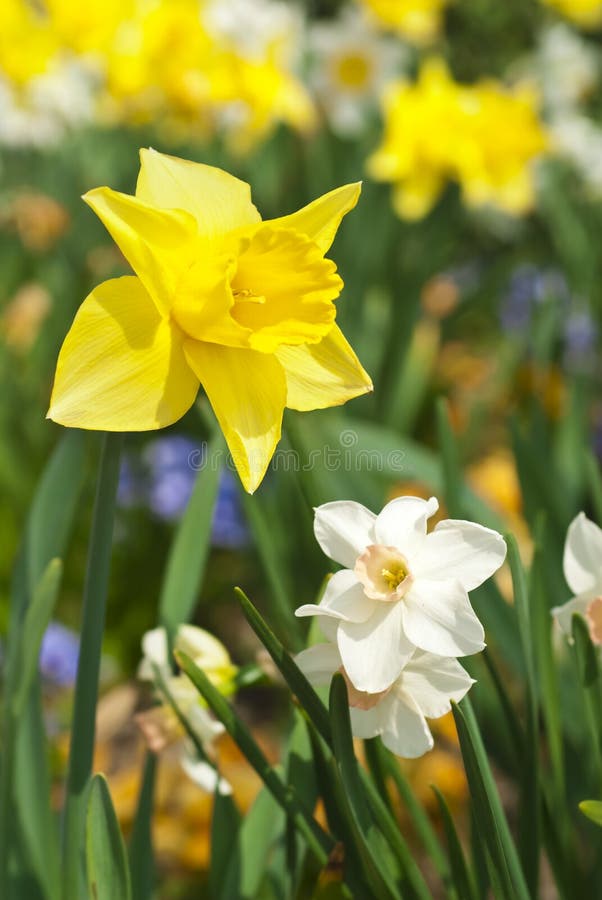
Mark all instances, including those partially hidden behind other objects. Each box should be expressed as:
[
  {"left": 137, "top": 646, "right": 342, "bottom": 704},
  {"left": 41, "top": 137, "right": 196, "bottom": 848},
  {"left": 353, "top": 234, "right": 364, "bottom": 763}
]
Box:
[
  {"left": 0, "top": 60, "right": 94, "bottom": 148},
  {"left": 203, "top": 0, "right": 304, "bottom": 63},
  {"left": 309, "top": 8, "right": 405, "bottom": 136},
  {"left": 296, "top": 496, "right": 506, "bottom": 693},
  {"left": 552, "top": 512, "right": 602, "bottom": 644},
  {"left": 137, "top": 624, "right": 236, "bottom": 794},
  {"left": 549, "top": 113, "right": 602, "bottom": 196},
  {"left": 296, "top": 641, "right": 474, "bottom": 757},
  {"left": 535, "top": 24, "right": 598, "bottom": 111}
]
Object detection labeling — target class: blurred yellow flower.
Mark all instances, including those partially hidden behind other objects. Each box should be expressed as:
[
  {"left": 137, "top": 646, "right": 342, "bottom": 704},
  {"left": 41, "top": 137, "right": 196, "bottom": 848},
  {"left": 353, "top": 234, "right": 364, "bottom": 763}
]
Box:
[
  {"left": 542, "top": 0, "right": 602, "bottom": 28},
  {"left": 48, "top": 149, "right": 372, "bottom": 492},
  {"left": 368, "top": 59, "right": 549, "bottom": 220},
  {"left": 359, "top": 0, "right": 450, "bottom": 44},
  {"left": 1, "top": 284, "right": 52, "bottom": 353}
]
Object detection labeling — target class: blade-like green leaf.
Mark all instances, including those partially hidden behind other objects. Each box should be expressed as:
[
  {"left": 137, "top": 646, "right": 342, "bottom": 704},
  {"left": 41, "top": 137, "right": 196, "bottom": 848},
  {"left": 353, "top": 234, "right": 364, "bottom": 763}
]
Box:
[
  {"left": 579, "top": 800, "right": 602, "bottom": 827},
  {"left": 506, "top": 534, "right": 540, "bottom": 895},
  {"left": 453, "top": 699, "right": 530, "bottom": 900},
  {"left": 159, "top": 433, "right": 224, "bottom": 636},
  {"left": 62, "top": 432, "right": 123, "bottom": 900},
  {"left": 176, "top": 650, "right": 333, "bottom": 864},
  {"left": 86, "top": 775, "right": 132, "bottom": 900},
  {"left": 128, "top": 754, "right": 156, "bottom": 900},
  {"left": 432, "top": 786, "right": 478, "bottom": 900},
  {"left": 329, "top": 675, "right": 401, "bottom": 900},
  {"left": 436, "top": 396, "right": 464, "bottom": 518},
  {"left": 13, "top": 560, "right": 63, "bottom": 715},
  {"left": 571, "top": 614, "right": 602, "bottom": 784},
  {"left": 210, "top": 791, "right": 241, "bottom": 900},
  {"left": 219, "top": 786, "right": 284, "bottom": 900}
]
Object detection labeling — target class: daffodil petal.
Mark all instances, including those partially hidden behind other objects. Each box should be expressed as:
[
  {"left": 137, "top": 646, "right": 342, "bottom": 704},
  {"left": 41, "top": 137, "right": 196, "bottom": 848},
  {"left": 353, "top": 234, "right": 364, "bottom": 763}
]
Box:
[
  {"left": 183, "top": 341, "right": 286, "bottom": 493},
  {"left": 47, "top": 277, "right": 199, "bottom": 431},
  {"left": 295, "top": 643, "right": 341, "bottom": 686},
  {"left": 414, "top": 519, "right": 506, "bottom": 591},
  {"left": 563, "top": 512, "right": 602, "bottom": 596},
  {"left": 337, "top": 600, "right": 414, "bottom": 693},
  {"left": 275, "top": 324, "right": 373, "bottom": 411},
  {"left": 403, "top": 577, "right": 485, "bottom": 657},
  {"left": 84, "top": 187, "right": 197, "bottom": 314},
  {"left": 136, "top": 148, "right": 261, "bottom": 237},
  {"left": 269, "top": 182, "right": 361, "bottom": 254},
  {"left": 400, "top": 651, "right": 474, "bottom": 719}
]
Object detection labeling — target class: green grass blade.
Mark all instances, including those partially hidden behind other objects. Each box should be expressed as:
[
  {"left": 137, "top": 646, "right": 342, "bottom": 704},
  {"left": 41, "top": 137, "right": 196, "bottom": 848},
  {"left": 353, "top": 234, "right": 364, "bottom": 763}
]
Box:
[
  {"left": 159, "top": 433, "right": 224, "bottom": 637},
  {"left": 210, "top": 791, "right": 241, "bottom": 899},
  {"left": 62, "top": 432, "right": 123, "bottom": 900},
  {"left": 236, "top": 588, "right": 332, "bottom": 742},
  {"left": 579, "top": 800, "right": 602, "bottom": 827},
  {"left": 176, "top": 650, "right": 333, "bottom": 864},
  {"left": 329, "top": 675, "right": 400, "bottom": 900},
  {"left": 128, "top": 754, "right": 156, "bottom": 900},
  {"left": 85, "top": 775, "right": 132, "bottom": 900},
  {"left": 432, "top": 786, "right": 478, "bottom": 900},
  {"left": 571, "top": 614, "right": 602, "bottom": 788},
  {"left": 506, "top": 534, "right": 540, "bottom": 895},
  {"left": 436, "top": 396, "right": 464, "bottom": 518},
  {"left": 453, "top": 699, "right": 530, "bottom": 900}
]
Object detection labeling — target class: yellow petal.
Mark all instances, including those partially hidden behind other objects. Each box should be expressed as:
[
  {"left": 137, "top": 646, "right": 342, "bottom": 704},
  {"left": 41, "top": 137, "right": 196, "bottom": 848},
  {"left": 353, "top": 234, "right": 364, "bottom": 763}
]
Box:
[
  {"left": 268, "top": 182, "right": 361, "bottom": 255},
  {"left": 183, "top": 340, "right": 286, "bottom": 493},
  {"left": 47, "top": 277, "right": 199, "bottom": 431},
  {"left": 136, "top": 148, "right": 261, "bottom": 238},
  {"left": 230, "top": 225, "right": 341, "bottom": 352},
  {"left": 84, "top": 187, "right": 197, "bottom": 314},
  {"left": 276, "top": 324, "right": 373, "bottom": 411}
]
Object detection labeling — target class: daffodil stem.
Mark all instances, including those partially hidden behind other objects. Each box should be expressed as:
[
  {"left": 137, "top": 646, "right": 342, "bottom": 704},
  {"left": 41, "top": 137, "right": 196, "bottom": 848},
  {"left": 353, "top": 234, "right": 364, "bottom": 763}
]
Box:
[{"left": 61, "top": 432, "right": 123, "bottom": 900}]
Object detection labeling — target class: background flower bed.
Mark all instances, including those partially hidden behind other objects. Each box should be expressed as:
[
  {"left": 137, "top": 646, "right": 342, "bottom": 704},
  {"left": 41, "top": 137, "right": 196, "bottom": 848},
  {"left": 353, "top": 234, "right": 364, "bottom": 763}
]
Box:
[{"left": 2, "top": 0, "right": 602, "bottom": 897}]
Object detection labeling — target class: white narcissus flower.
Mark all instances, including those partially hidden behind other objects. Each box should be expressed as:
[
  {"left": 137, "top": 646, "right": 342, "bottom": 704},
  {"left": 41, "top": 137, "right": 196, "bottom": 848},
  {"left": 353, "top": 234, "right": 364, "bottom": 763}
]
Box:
[
  {"left": 137, "top": 625, "right": 236, "bottom": 794},
  {"left": 309, "top": 8, "right": 405, "bottom": 137},
  {"left": 552, "top": 512, "right": 602, "bottom": 644},
  {"left": 296, "top": 641, "right": 474, "bottom": 758},
  {"left": 296, "top": 496, "right": 506, "bottom": 693}
]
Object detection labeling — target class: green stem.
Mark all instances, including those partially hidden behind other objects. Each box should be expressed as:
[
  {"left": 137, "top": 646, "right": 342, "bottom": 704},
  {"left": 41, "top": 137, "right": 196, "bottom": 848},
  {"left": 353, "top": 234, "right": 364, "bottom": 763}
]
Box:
[{"left": 61, "top": 433, "right": 123, "bottom": 900}]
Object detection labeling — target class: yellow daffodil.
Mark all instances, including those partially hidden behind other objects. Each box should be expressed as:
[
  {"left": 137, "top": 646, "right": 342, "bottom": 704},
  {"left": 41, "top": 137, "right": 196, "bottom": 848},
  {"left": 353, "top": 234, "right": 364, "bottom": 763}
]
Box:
[
  {"left": 48, "top": 149, "right": 372, "bottom": 492},
  {"left": 368, "top": 59, "right": 549, "bottom": 220},
  {"left": 542, "top": 0, "right": 602, "bottom": 29},
  {"left": 359, "top": 0, "right": 450, "bottom": 44}
]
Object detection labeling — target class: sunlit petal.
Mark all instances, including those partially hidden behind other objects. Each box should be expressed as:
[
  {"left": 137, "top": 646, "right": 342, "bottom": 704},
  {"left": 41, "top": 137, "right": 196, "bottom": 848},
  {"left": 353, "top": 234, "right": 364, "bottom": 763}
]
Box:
[
  {"left": 269, "top": 182, "right": 361, "bottom": 254},
  {"left": 276, "top": 324, "right": 373, "bottom": 411},
  {"left": 183, "top": 341, "right": 286, "bottom": 493},
  {"left": 48, "top": 277, "right": 199, "bottom": 431}
]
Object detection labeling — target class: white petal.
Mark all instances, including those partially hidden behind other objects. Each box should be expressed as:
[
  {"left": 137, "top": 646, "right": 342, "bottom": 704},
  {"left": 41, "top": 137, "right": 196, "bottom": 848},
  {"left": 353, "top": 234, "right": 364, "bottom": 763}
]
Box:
[
  {"left": 551, "top": 591, "right": 596, "bottom": 638},
  {"left": 403, "top": 578, "right": 485, "bottom": 657},
  {"left": 318, "top": 615, "right": 339, "bottom": 642},
  {"left": 187, "top": 704, "right": 225, "bottom": 745},
  {"left": 175, "top": 625, "right": 231, "bottom": 669},
  {"left": 337, "top": 600, "right": 414, "bottom": 693},
  {"left": 563, "top": 512, "right": 602, "bottom": 596},
  {"left": 414, "top": 519, "right": 506, "bottom": 591},
  {"left": 138, "top": 627, "right": 169, "bottom": 680},
  {"left": 374, "top": 496, "right": 439, "bottom": 557},
  {"left": 295, "top": 570, "right": 376, "bottom": 623},
  {"left": 314, "top": 501, "right": 376, "bottom": 568},
  {"left": 295, "top": 643, "right": 341, "bottom": 686},
  {"left": 351, "top": 689, "right": 433, "bottom": 758},
  {"left": 400, "top": 650, "right": 474, "bottom": 718},
  {"left": 180, "top": 750, "right": 232, "bottom": 795}
]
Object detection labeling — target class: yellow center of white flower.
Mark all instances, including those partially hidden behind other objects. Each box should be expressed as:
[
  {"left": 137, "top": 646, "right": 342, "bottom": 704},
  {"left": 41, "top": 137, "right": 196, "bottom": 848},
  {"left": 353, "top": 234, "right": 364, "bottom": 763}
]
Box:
[
  {"left": 354, "top": 544, "right": 413, "bottom": 602},
  {"left": 335, "top": 53, "right": 372, "bottom": 90}
]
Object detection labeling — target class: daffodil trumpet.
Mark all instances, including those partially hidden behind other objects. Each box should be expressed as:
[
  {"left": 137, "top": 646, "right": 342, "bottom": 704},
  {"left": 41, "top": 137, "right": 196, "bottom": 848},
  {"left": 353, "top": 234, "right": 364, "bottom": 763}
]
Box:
[{"left": 48, "top": 148, "right": 372, "bottom": 492}]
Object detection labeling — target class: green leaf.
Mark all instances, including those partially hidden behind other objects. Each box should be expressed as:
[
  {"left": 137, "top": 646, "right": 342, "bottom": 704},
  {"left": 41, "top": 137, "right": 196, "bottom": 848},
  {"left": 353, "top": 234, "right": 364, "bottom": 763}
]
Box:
[
  {"left": 432, "top": 787, "right": 478, "bottom": 900},
  {"left": 236, "top": 588, "right": 331, "bottom": 742},
  {"left": 86, "top": 775, "right": 132, "bottom": 900},
  {"left": 159, "top": 432, "right": 224, "bottom": 637},
  {"left": 571, "top": 614, "right": 602, "bottom": 783},
  {"left": 579, "top": 800, "right": 602, "bottom": 827},
  {"left": 242, "top": 490, "right": 300, "bottom": 645},
  {"left": 128, "top": 754, "right": 156, "bottom": 900},
  {"left": 13, "top": 560, "right": 63, "bottom": 716},
  {"left": 176, "top": 650, "right": 333, "bottom": 864},
  {"left": 436, "top": 396, "right": 464, "bottom": 518},
  {"left": 218, "top": 787, "right": 284, "bottom": 900},
  {"left": 453, "top": 699, "right": 530, "bottom": 900},
  {"left": 62, "top": 432, "right": 123, "bottom": 900},
  {"left": 210, "top": 791, "right": 241, "bottom": 900},
  {"left": 328, "top": 675, "right": 401, "bottom": 900},
  {"left": 506, "top": 534, "right": 540, "bottom": 895}
]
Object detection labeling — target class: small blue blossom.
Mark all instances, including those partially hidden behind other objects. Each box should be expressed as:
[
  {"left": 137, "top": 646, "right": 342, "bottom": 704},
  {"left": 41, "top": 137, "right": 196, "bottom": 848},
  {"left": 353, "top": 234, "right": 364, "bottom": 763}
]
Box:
[
  {"left": 563, "top": 309, "right": 598, "bottom": 373},
  {"left": 500, "top": 265, "right": 569, "bottom": 333},
  {"left": 39, "top": 622, "right": 80, "bottom": 687}
]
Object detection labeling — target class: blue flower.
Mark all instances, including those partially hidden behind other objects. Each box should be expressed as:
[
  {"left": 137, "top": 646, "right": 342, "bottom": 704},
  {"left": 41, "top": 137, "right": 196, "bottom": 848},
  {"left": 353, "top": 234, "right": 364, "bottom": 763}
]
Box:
[{"left": 39, "top": 622, "right": 80, "bottom": 687}]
